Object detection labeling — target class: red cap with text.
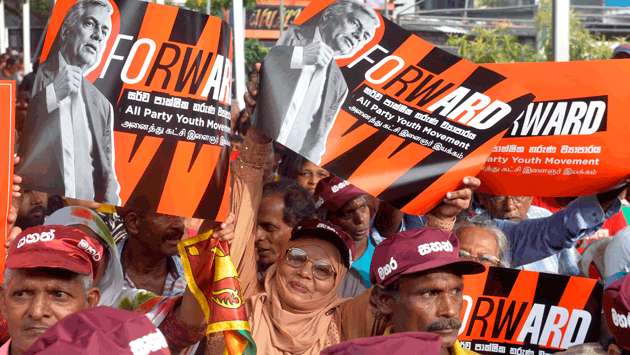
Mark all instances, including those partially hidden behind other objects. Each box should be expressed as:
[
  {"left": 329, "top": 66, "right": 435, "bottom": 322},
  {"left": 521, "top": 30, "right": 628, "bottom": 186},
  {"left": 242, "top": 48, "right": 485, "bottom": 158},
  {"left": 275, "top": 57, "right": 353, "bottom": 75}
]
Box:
[
  {"left": 321, "top": 331, "right": 441, "bottom": 355},
  {"left": 370, "top": 228, "right": 485, "bottom": 286},
  {"left": 314, "top": 175, "right": 367, "bottom": 213},
  {"left": 604, "top": 274, "right": 630, "bottom": 350},
  {"left": 25, "top": 306, "right": 170, "bottom": 355},
  {"left": 6, "top": 225, "right": 104, "bottom": 278}
]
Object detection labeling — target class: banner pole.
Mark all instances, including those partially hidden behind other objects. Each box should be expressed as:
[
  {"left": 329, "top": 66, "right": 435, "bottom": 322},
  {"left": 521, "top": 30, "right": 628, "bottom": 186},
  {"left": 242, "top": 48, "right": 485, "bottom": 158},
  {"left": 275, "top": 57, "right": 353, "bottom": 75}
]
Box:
[
  {"left": 0, "top": 0, "right": 5, "bottom": 53},
  {"left": 206, "top": 0, "right": 211, "bottom": 15},
  {"left": 553, "top": 0, "right": 570, "bottom": 62},
  {"left": 233, "top": 0, "right": 246, "bottom": 110},
  {"left": 22, "top": 0, "right": 32, "bottom": 73}
]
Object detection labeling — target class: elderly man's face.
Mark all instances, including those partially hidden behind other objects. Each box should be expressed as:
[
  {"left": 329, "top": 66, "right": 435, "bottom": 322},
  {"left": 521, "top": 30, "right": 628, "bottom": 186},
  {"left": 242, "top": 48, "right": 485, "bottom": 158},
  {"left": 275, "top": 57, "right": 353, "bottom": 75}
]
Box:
[
  {"left": 380, "top": 268, "right": 464, "bottom": 351},
  {"left": 0, "top": 269, "right": 99, "bottom": 354},
  {"left": 457, "top": 226, "right": 502, "bottom": 267},
  {"left": 321, "top": 10, "right": 376, "bottom": 57},
  {"left": 478, "top": 194, "right": 532, "bottom": 222},
  {"left": 255, "top": 193, "right": 293, "bottom": 272},
  {"left": 63, "top": 5, "right": 111, "bottom": 69}
]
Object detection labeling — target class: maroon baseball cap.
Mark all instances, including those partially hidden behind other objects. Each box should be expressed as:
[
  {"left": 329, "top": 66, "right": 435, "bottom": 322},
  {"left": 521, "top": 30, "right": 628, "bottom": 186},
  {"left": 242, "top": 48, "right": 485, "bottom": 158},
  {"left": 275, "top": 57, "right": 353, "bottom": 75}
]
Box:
[
  {"left": 320, "top": 331, "right": 441, "bottom": 355},
  {"left": 315, "top": 175, "right": 368, "bottom": 213},
  {"left": 291, "top": 218, "right": 352, "bottom": 268},
  {"left": 603, "top": 274, "right": 630, "bottom": 350},
  {"left": 370, "top": 228, "right": 485, "bottom": 286},
  {"left": 24, "top": 306, "right": 170, "bottom": 355},
  {"left": 6, "top": 225, "right": 104, "bottom": 278}
]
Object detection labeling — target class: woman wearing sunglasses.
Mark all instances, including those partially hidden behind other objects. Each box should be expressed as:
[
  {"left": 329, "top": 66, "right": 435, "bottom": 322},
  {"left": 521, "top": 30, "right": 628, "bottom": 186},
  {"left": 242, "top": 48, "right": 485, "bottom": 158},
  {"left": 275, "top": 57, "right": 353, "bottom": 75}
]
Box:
[{"left": 247, "top": 218, "right": 353, "bottom": 355}]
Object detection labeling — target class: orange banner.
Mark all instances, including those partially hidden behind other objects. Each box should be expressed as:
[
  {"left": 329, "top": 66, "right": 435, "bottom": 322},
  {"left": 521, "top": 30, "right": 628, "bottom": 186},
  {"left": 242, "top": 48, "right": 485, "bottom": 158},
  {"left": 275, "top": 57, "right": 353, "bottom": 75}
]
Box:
[
  {"left": 480, "top": 60, "right": 630, "bottom": 196},
  {"left": 460, "top": 267, "right": 602, "bottom": 354},
  {"left": 0, "top": 81, "right": 15, "bottom": 277},
  {"left": 17, "top": 0, "right": 231, "bottom": 220},
  {"left": 255, "top": 1, "right": 533, "bottom": 215}
]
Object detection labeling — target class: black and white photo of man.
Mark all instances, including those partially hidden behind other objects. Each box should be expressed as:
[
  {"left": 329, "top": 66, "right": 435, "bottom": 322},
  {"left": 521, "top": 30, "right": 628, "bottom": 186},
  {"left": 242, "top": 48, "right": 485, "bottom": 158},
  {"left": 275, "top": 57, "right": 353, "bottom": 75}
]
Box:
[
  {"left": 256, "top": 0, "right": 379, "bottom": 164},
  {"left": 17, "top": 0, "right": 120, "bottom": 204}
]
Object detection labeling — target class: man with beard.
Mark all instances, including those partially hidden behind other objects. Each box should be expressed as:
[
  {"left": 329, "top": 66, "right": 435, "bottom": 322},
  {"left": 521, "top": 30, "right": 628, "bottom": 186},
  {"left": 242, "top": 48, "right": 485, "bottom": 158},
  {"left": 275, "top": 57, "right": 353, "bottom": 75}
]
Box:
[
  {"left": 256, "top": 0, "right": 379, "bottom": 164},
  {"left": 17, "top": 0, "right": 120, "bottom": 204},
  {"left": 0, "top": 225, "right": 102, "bottom": 355},
  {"left": 370, "top": 228, "right": 485, "bottom": 355},
  {"left": 14, "top": 190, "right": 48, "bottom": 230},
  {"left": 117, "top": 210, "right": 187, "bottom": 297}
]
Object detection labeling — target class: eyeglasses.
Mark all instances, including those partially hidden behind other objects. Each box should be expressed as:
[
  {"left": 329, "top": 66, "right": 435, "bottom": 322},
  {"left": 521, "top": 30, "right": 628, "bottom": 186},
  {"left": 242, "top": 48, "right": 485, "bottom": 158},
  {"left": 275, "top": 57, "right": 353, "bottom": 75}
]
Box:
[
  {"left": 459, "top": 250, "right": 503, "bottom": 267},
  {"left": 285, "top": 247, "right": 337, "bottom": 281},
  {"left": 487, "top": 196, "right": 530, "bottom": 205}
]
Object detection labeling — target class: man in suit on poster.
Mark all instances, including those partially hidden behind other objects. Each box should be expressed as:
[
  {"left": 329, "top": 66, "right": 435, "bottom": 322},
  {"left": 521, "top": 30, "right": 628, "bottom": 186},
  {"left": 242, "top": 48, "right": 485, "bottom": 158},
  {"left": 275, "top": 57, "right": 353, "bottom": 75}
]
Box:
[
  {"left": 18, "top": 0, "right": 120, "bottom": 204},
  {"left": 257, "top": 0, "right": 380, "bottom": 164}
]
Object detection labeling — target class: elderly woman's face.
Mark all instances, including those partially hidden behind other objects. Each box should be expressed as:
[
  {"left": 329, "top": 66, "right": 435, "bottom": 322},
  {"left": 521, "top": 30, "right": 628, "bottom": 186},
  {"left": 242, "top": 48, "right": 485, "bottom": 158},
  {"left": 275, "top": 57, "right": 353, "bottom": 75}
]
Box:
[{"left": 276, "top": 238, "right": 341, "bottom": 310}]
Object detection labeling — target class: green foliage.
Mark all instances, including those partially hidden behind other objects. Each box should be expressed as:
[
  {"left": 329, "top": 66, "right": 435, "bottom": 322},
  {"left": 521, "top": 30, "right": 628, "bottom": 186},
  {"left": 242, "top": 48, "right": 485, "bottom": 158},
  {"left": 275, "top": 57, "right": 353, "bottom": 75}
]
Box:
[
  {"left": 446, "top": 25, "right": 541, "bottom": 63},
  {"left": 184, "top": 0, "right": 256, "bottom": 17},
  {"left": 245, "top": 39, "right": 269, "bottom": 73},
  {"left": 448, "top": 0, "right": 624, "bottom": 63},
  {"left": 31, "top": 0, "right": 53, "bottom": 18}
]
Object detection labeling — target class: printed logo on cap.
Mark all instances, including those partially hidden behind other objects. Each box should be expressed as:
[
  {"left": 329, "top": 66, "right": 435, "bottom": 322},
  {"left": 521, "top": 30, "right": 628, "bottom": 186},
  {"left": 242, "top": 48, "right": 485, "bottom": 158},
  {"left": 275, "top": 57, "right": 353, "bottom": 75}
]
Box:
[
  {"left": 417, "top": 241, "right": 453, "bottom": 256},
  {"left": 316, "top": 223, "right": 338, "bottom": 234},
  {"left": 331, "top": 180, "right": 350, "bottom": 193},
  {"left": 612, "top": 308, "right": 630, "bottom": 329},
  {"left": 128, "top": 330, "right": 168, "bottom": 355},
  {"left": 378, "top": 257, "right": 398, "bottom": 281},
  {"left": 78, "top": 239, "right": 102, "bottom": 262},
  {"left": 17, "top": 229, "right": 56, "bottom": 249}
]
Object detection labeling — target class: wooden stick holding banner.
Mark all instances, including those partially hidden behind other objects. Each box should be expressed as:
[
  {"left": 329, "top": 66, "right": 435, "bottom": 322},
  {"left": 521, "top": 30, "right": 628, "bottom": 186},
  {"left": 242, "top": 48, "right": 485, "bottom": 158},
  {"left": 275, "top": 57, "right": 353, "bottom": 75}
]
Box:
[{"left": 0, "top": 81, "right": 15, "bottom": 279}]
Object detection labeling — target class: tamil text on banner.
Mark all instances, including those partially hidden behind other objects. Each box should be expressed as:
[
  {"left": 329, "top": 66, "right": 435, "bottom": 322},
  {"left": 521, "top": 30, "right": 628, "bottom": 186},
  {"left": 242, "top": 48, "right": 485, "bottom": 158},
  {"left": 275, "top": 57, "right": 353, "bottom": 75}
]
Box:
[
  {"left": 0, "top": 81, "right": 15, "bottom": 278},
  {"left": 479, "top": 60, "right": 630, "bottom": 197},
  {"left": 253, "top": 0, "right": 533, "bottom": 215},
  {"left": 16, "top": 0, "right": 232, "bottom": 220},
  {"left": 459, "top": 267, "right": 602, "bottom": 354}
]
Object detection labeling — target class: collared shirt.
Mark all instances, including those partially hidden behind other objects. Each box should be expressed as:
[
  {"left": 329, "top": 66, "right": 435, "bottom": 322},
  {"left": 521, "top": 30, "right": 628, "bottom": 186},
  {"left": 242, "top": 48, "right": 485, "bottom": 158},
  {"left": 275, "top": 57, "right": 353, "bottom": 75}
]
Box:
[
  {"left": 0, "top": 340, "right": 9, "bottom": 355},
  {"left": 279, "top": 28, "right": 327, "bottom": 150},
  {"left": 117, "top": 239, "right": 187, "bottom": 298},
  {"left": 46, "top": 53, "right": 95, "bottom": 200}
]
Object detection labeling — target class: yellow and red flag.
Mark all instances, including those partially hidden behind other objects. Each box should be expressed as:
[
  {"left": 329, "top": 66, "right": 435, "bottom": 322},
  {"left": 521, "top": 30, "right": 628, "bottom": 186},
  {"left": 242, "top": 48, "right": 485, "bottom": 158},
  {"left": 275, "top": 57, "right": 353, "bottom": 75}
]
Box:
[{"left": 178, "top": 231, "right": 256, "bottom": 355}]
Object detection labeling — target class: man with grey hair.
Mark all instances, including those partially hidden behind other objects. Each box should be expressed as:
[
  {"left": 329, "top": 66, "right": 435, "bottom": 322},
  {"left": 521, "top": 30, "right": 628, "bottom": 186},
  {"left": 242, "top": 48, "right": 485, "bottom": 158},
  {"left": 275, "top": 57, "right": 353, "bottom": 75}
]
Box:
[
  {"left": 455, "top": 216, "right": 510, "bottom": 268},
  {"left": 18, "top": 0, "right": 120, "bottom": 204},
  {"left": 0, "top": 225, "right": 102, "bottom": 355},
  {"left": 257, "top": 0, "right": 380, "bottom": 164}
]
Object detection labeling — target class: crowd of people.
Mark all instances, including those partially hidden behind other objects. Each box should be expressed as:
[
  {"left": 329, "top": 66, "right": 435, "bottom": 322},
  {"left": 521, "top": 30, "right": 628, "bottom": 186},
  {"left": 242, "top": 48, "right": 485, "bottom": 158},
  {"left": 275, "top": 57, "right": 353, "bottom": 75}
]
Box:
[{"left": 2, "top": 23, "right": 630, "bottom": 355}]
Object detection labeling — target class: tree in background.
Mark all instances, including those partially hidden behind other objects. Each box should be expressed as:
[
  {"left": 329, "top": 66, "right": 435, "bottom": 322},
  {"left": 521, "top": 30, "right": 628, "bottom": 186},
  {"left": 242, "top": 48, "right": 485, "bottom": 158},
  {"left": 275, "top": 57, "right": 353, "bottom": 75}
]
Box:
[
  {"left": 245, "top": 38, "right": 268, "bottom": 73},
  {"left": 184, "top": 0, "right": 256, "bottom": 17},
  {"left": 447, "top": 0, "right": 624, "bottom": 62}
]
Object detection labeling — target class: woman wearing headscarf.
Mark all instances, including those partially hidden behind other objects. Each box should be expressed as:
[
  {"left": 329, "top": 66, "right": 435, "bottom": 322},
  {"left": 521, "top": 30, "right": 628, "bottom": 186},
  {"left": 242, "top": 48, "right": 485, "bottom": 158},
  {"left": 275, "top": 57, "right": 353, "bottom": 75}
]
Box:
[{"left": 247, "top": 219, "right": 352, "bottom": 355}]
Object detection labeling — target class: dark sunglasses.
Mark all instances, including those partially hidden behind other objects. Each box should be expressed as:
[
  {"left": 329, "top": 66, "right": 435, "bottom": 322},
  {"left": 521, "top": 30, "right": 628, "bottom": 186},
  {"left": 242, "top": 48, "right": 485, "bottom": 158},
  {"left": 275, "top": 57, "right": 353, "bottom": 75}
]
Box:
[{"left": 285, "top": 247, "right": 337, "bottom": 280}]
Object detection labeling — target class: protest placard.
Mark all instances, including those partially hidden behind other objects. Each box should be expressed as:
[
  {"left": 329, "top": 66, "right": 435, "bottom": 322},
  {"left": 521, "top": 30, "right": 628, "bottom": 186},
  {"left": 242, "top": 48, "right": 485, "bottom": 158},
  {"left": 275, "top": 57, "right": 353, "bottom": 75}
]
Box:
[
  {"left": 253, "top": 0, "right": 533, "bottom": 215},
  {"left": 480, "top": 60, "right": 630, "bottom": 197},
  {"left": 0, "top": 81, "right": 15, "bottom": 275},
  {"left": 460, "top": 267, "right": 602, "bottom": 354},
  {"left": 16, "top": 0, "right": 232, "bottom": 220}
]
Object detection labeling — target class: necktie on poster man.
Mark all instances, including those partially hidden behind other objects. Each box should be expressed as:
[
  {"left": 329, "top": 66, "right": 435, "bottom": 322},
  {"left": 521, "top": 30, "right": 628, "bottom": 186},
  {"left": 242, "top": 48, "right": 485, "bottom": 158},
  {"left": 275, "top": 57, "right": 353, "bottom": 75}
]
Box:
[
  {"left": 16, "top": 0, "right": 232, "bottom": 220},
  {"left": 253, "top": 0, "right": 534, "bottom": 215},
  {"left": 479, "top": 60, "right": 630, "bottom": 197}
]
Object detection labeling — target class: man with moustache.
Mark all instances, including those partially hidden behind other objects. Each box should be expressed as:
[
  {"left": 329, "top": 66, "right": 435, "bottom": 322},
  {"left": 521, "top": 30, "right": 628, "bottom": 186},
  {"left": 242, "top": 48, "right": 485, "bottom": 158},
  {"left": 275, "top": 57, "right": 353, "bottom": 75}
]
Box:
[
  {"left": 370, "top": 228, "right": 485, "bottom": 355},
  {"left": 14, "top": 190, "right": 48, "bottom": 230},
  {"left": 0, "top": 225, "right": 102, "bottom": 355},
  {"left": 117, "top": 210, "right": 187, "bottom": 297},
  {"left": 18, "top": 0, "right": 120, "bottom": 204}
]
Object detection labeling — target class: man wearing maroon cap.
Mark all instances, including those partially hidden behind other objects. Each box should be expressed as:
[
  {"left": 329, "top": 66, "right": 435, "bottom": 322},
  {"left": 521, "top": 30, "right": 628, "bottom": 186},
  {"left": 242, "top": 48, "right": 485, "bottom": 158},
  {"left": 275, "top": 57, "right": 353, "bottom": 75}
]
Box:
[
  {"left": 0, "top": 225, "right": 103, "bottom": 355},
  {"left": 369, "top": 228, "right": 485, "bottom": 355},
  {"left": 315, "top": 175, "right": 478, "bottom": 298},
  {"left": 603, "top": 273, "right": 630, "bottom": 355}
]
